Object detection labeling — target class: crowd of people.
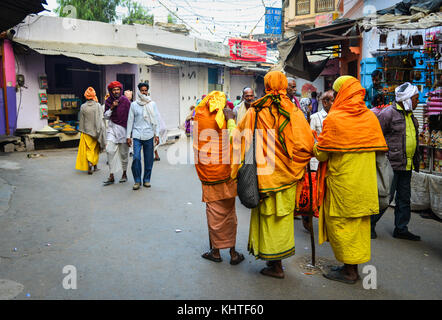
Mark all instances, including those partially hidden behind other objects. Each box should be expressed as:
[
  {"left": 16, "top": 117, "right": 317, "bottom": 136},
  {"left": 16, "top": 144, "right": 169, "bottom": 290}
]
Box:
[
  {"left": 193, "top": 70, "right": 422, "bottom": 284},
  {"left": 75, "top": 70, "right": 422, "bottom": 285}
]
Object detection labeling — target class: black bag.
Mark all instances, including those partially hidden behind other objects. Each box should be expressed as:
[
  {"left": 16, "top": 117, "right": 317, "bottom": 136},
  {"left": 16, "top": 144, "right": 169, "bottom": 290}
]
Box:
[{"left": 237, "top": 108, "right": 260, "bottom": 209}]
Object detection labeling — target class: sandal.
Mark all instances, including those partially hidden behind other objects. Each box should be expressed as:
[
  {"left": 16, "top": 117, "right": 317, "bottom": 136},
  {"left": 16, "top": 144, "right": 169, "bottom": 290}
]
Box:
[
  {"left": 323, "top": 269, "right": 358, "bottom": 284},
  {"left": 154, "top": 157, "right": 160, "bottom": 161},
  {"left": 103, "top": 179, "right": 114, "bottom": 186},
  {"left": 202, "top": 250, "right": 222, "bottom": 263},
  {"left": 119, "top": 177, "right": 127, "bottom": 183},
  {"left": 230, "top": 252, "right": 245, "bottom": 265}
]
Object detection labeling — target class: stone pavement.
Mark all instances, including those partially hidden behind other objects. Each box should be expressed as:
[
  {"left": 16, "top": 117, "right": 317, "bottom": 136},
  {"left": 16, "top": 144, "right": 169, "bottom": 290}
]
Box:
[{"left": 0, "top": 139, "right": 441, "bottom": 300}]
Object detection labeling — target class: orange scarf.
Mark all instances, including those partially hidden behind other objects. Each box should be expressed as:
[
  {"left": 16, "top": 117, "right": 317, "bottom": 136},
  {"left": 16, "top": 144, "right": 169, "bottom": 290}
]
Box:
[
  {"left": 193, "top": 91, "right": 231, "bottom": 185},
  {"left": 231, "top": 71, "right": 314, "bottom": 193},
  {"left": 317, "top": 78, "right": 388, "bottom": 152},
  {"left": 84, "top": 87, "right": 98, "bottom": 102}
]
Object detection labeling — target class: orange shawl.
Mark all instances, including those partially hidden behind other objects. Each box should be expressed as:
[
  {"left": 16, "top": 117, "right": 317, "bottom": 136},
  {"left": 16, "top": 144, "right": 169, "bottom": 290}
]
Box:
[
  {"left": 193, "top": 91, "right": 231, "bottom": 185},
  {"left": 317, "top": 77, "right": 388, "bottom": 152},
  {"left": 231, "top": 71, "right": 314, "bottom": 193}
]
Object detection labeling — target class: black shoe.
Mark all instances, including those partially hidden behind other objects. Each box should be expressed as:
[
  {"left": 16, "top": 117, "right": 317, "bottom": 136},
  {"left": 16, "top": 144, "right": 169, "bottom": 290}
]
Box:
[
  {"left": 393, "top": 230, "right": 421, "bottom": 241},
  {"left": 371, "top": 229, "right": 377, "bottom": 239}
]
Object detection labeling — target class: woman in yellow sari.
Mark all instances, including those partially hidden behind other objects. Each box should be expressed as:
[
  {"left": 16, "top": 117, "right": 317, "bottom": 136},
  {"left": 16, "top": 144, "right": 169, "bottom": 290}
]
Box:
[
  {"left": 231, "top": 71, "right": 314, "bottom": 278},
  {"left": 75, "top": 87, "right": 106, "bottom": 174},
  {"left": 315, "top": 76, "right": 388, "bottom": 284}
]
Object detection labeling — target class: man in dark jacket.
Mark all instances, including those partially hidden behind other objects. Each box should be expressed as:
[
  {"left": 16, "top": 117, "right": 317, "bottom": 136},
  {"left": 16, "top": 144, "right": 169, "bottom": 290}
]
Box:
[{"left": 372, "top": 82, "right": 421, "bottom": 241}]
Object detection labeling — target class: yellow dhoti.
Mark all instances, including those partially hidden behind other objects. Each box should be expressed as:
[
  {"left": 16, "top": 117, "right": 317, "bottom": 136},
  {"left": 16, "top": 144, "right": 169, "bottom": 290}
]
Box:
[
  {"left": 316, "top": 150, "right": 378, "bottom": 265},
  {"left": 248, "top": 184, "right": 297, "bottom": 261},
  {"left": 319, "top": 189, "right": 371, "bottom": 265},
  {"left": 75, "top": 133, "right": 100, "bottom": 171}
]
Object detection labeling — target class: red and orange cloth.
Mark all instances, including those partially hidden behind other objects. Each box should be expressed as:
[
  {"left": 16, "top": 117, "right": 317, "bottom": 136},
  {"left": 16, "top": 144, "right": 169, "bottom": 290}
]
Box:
[{"left": 231, "top": 71, "right": 315, "bottom": 194}]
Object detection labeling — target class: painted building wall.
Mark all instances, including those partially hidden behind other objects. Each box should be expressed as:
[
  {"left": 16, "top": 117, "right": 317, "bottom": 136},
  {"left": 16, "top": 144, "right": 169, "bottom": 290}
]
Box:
[
  {"left": 179, "top": 65, "right": 200, "bottom": 127},
  {"left": 230, "top": 74, "right": 256, "bottom": 99},
  {"left": 105, "top": 64, "right": 139, "bottom": 95},
  {"left": 3, "top": 39, "right": 17, "bottom": 134},
  {"left": 149, "top": 65, "right": 180, "bottom": 129},
  {"left": 15, "top": 53, "right": 48, "bottom": 131}
]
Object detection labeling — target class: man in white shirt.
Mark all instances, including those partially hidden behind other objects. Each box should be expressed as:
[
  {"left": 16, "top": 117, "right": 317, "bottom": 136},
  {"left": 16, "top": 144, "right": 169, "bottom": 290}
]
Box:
[
  {"left": 126, "top": 83, "right": 159, "bottom": 190},
  {"left": 309, "top": 90, "right": 334, "bottom": 171}
]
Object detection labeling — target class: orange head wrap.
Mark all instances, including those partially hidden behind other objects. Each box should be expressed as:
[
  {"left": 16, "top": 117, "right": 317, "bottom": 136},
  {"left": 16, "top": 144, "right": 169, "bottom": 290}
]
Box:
[
  {"left": 317, "top": 76, "right": 388, "bottom": 152},
  {"left": 84, "top": 87, "right": 98, "bottom": 102},
  {"left": 264, "top": 71, "right": 288, "bottom": 96}
]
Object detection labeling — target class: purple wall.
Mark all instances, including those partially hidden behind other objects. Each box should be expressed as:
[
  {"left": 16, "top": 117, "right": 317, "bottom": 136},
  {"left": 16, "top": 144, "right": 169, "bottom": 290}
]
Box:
[
  {"left": 0, "top": 91, "right": 6, "bottom": 135},
  {"left": 15, "top": 53, "right": 48, "bottom": 132}
]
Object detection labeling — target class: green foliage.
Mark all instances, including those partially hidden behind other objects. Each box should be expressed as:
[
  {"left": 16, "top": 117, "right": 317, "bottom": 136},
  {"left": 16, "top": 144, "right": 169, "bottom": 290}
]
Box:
[
  {"left": 167, "top": 14, "right": 177, "bottom": 24},
  {"left": 55, "top": 0, "right": 121, "bottom": 23},
  {"left": 121, "top": 0, "right": 154, "bottom": 25}
]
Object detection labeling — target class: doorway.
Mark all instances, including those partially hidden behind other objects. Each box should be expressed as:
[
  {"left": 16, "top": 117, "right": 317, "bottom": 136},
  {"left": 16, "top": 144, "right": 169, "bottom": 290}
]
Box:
[{"left": 117, "top": 73, "right": 135, "bottom": 95}]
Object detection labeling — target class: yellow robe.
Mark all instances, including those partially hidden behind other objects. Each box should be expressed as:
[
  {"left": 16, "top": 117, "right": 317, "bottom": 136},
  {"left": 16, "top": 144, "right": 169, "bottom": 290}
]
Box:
[
  {"left": 314, "top": 145, "right": 378, "bottom": 264},
  {"left": 75, "top": 133, "right": 100, "bottom": 171},
  {"left": 248, "top": 184, "right": 297, "bottom": 261}
]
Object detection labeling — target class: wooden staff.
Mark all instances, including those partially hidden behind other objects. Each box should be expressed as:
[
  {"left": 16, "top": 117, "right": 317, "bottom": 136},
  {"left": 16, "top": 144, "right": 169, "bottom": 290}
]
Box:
[{"left": 307, "top": 163, "right": 316, "bottom": 266}]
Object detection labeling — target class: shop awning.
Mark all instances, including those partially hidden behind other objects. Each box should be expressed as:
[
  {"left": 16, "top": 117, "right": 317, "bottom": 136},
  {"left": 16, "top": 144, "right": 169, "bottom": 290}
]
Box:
[
  {"left": 146, "top": 52, "right": 239, "bottom": 68},
  {"left": 14, "top": 39, "right": 158, "bottom": 65},
  {"left": 1, "top": 0, "right": 47, "bottom": 32},
  {"left": 280, "top": 20, "right": 360, "bottom": 81}
]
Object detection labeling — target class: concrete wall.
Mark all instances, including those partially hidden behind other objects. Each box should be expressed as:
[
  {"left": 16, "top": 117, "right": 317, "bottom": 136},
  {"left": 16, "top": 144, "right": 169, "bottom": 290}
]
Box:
[
  {"left": 230, "top": 74, "right": 255, "bottom": 100},
  {"left": 14, "top": 16, "right": 138, "bottom": 49},
  {"left": 15, "top": 53, "right": 48, "bottom": 131}
]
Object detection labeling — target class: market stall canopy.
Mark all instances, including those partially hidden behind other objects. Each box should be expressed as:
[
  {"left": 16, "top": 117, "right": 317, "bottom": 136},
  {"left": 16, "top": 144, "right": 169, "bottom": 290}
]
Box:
[
  {"left": 377, "top": 0, "right": 442, "bottom": 16},
  {"left": 0, "top": 0, "right": 47, "bottom": 32},
  {"left": 146, "top": 52, "right": 239, "bottom": 68},
  {"left": 13, "top": 39, "right": 158, "bottom": 66},
  {"left": 359, "top": 0, "right": 442, "bottom": 30},
  {"left": 280, "top": 19, "right": 360, "bottom": 81}
]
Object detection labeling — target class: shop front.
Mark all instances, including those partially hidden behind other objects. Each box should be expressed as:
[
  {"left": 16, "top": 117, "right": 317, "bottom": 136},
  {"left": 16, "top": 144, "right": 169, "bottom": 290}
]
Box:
[{"left": 362, "top": 27, "right": 442, "bottom": 217}]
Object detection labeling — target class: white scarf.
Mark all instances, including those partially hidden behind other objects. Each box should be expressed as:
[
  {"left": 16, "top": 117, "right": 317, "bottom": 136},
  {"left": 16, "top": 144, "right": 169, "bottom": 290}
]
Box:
[
  {"left": 136, "top": 91, "right": 158, "bottom": 131},
  {"left": 395, "top": 82, "right": 419, "bottom": 111}
]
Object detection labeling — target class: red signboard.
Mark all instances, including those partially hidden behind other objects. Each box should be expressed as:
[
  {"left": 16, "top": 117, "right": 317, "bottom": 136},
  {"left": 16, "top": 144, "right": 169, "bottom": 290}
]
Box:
[{"left": 228, "top": 38, "right": 267, "bottom": 62}]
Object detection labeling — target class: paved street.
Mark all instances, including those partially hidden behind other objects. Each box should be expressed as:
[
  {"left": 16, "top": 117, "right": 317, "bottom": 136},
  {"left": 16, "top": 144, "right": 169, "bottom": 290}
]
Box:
[{"left": 0, "top": 137, "right": 441, "bottom": 300}]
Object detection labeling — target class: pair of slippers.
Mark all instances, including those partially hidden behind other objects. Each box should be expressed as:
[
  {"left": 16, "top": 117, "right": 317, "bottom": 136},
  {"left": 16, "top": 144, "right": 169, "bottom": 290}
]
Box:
[{"left": 202, "top": 250, "right": 245, "bottom": 265}]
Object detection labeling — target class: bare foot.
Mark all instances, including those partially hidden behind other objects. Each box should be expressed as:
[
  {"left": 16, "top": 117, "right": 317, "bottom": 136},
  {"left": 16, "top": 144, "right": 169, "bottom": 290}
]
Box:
[{"left": 260, "top": 266, "right": 284, "bottom": 279}]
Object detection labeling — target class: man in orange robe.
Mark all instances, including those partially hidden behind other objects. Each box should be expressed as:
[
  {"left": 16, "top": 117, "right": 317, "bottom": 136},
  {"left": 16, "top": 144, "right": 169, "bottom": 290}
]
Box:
[
  {"left": 193, "top": 91, "right": 245, "bottom": 265},
  {"left": 231, "top": 71, "right": 314, "bottom": 278}
]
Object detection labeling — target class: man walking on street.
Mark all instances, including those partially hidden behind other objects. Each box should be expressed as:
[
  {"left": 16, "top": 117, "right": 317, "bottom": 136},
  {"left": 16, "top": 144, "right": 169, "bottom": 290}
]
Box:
[
  {"left": 233, "top": 87, "right": 255, "bottom": 124},
  {"left": 126, "top": 83, "right": 159, "bottom": 190},
  {"left": 372, "top": 82, "right": 421, "bottom": 241},
  {"left": 103, "top": 81, "right": 131, "bottom": 186},
  {"left": 75, "top": 87, "right": 106, "bottom": 175}
]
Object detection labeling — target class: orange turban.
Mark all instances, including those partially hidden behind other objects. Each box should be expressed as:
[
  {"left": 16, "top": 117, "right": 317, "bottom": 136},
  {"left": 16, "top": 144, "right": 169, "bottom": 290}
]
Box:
[{"left": 84, "top": 87, "right": 98, "bottom": 102}]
